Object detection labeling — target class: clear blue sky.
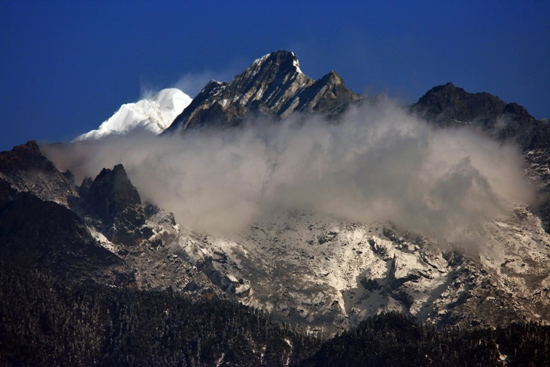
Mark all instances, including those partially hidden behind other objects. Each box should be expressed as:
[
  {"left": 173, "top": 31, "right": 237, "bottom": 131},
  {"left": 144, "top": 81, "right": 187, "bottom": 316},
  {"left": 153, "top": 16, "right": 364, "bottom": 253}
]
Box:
[{"left": 1, "top": 1, "right": 549, "bottom": 151}]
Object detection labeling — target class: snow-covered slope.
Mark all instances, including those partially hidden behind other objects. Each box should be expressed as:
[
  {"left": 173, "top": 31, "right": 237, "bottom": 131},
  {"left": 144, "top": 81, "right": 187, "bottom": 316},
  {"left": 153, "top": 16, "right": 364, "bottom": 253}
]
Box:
[
  {"left": 178, "top": 206, "right": 550, "bottom": 334},
  {"left": 75, "top": 88, "right": 191, "bottom": 141},
  {"left": 4, "top": 140, "right": 550, "bottom": 336}
]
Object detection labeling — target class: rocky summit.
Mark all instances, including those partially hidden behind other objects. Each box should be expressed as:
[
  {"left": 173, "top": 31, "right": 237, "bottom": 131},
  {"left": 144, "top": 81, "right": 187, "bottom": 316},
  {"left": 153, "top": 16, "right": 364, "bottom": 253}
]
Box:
[
  {"left": 411, "top": 82, "right": 550, "bottom": 150},
  {"left": 167, "top": 50, "right": 360, "bottom": 133}
]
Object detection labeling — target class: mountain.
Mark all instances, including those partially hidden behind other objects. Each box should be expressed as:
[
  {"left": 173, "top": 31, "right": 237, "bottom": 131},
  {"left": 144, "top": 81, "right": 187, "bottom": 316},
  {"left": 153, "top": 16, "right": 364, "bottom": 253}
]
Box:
[
  {"left": 5, "top": 140, "right": 550, "bottom": 334},
  {"left": 166, "top": 50, "right": 360, "bottom": 133},
  {"left": 75, "top": 88, "right": 191, "bottom": 141},
  {"left": 2, "top": 140, "right": 549, "bottom": 363},
  {"left": 0, "top": 140, "right": 77, "bottom": 206},
  {"left": 1, "top": 51, "right": 550, "bottom": 365},
  {"left": 0, "top": 141, "right": 220, "bottom": 296},
  {"left": 411, "top": 82, "right": 550, "bottom": 150},
  {"left": 0, "top": 142, "right": 133, "bottom": 283},
  {"left": 411, "top": 82, "right": 550, "bottom": 231}
]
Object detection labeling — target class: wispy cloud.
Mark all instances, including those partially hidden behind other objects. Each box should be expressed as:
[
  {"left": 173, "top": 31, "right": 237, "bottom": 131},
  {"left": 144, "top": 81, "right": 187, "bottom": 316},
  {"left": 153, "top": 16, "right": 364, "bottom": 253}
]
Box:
[{"left": 43, "top": 96, "right": 537, "bottom": 245}]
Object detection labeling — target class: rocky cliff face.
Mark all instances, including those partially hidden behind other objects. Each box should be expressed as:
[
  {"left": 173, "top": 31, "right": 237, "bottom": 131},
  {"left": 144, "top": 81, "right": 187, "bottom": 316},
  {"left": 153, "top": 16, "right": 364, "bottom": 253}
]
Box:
[
  {"left": 167, "top": 50, "right": 360, "bottom": 133},
  {"left": 72, "top": 164, "right": 222, "bottom": 296}
]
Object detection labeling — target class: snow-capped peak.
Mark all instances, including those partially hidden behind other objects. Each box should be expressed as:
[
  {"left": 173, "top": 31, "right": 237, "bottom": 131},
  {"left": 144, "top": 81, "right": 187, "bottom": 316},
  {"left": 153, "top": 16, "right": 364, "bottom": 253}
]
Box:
[
  {"left": 75, "top": 88, "right": 191, "bottom": 141},
  {"left": 251, "top": 50, "right": 302, "bottom": 75}
]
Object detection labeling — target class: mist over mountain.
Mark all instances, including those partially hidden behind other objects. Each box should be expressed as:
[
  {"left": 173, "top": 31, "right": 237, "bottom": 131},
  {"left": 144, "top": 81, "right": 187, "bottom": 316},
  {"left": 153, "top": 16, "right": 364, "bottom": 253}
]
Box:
[
  {"left": 45, "top": 97, "right": 535, "bottom": 243},
  {"left": 2, "top": 50, "right": 550, "bottom": 365},
  {"left": 44, "top": 52, "right": 537, "bottom": 244}
]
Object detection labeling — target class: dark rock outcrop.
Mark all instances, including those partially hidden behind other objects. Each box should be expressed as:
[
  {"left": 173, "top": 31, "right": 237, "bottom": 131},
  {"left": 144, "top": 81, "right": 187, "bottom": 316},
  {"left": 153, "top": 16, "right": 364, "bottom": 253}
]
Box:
[
  {"left": 411, "top": 82, "right": 549, "bottom": 151},
  {"left": 0, "top": 178, "right": 133, "bottom": 284},
  {"left": 0, "top": 142, "right": 219, "bottom": 294},
  {"left": 81, "top": 164, "right": 146, "bottom": 247},
  {"left": 0, "top": 140, "right": 77, "bottom": 206}
]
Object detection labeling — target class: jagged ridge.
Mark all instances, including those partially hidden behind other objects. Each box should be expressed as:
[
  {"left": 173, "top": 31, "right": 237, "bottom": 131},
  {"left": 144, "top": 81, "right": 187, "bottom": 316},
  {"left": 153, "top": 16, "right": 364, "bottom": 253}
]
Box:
[
  {"left": 410, "top": 82, "right": 550, "bottom": 150},
  {"left": 167, "top": 50, "right": 360, "bottom": 133}
]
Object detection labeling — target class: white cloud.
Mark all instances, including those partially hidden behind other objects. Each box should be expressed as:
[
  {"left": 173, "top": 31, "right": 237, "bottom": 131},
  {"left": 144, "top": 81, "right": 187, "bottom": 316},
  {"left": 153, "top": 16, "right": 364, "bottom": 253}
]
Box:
[{"left": 43, "top": 97, "right": 537, "bottom": 244}]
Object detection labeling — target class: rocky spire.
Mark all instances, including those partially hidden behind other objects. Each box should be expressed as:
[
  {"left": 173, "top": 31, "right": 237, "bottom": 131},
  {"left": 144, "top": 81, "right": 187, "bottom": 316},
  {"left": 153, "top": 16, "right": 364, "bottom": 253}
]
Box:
[{"left": 81, "top": 164, "right": 146, "bottom": 246}]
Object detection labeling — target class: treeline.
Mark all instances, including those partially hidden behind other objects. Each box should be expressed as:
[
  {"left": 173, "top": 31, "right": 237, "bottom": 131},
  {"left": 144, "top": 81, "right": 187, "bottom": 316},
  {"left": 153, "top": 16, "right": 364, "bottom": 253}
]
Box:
[
  {"left": 302, "top": 312, "right": 550, "bottom": 367},
  {"left": 0, "top": 263, "right": 319, "bottom": 366},
  {"left": 1, "top": 262, "right": 549, "bottom": 366}
]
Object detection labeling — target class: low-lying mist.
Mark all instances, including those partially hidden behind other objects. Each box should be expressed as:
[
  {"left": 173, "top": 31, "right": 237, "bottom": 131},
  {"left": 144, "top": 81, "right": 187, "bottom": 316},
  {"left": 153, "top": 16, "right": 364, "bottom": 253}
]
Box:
[{"left": 43, "top": 98, "right": 537, "bottom": 244}]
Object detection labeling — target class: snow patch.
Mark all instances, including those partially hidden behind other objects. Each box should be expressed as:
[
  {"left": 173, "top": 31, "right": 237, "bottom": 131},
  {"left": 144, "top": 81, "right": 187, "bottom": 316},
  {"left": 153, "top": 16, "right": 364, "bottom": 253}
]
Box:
[
  {"left": 292, "top": 57, "right": 303, "bottom": 74},
  {"left": 88, "top": 226, "right": 116, "bottom": 253},
  {"left": 75, "top": 88, "right": 191, "bottom": 141},
  {"left": 253, "top": 53, "right": 270, "bottom": 66}
]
